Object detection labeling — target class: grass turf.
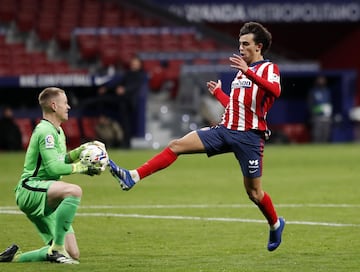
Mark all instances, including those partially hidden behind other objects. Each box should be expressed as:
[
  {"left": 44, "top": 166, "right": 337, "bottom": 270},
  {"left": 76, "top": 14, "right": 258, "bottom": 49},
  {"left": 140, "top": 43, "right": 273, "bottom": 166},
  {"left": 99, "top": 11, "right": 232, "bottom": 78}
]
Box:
[{"left": 0, "top": 143, "right": 359, "bottom": 271}]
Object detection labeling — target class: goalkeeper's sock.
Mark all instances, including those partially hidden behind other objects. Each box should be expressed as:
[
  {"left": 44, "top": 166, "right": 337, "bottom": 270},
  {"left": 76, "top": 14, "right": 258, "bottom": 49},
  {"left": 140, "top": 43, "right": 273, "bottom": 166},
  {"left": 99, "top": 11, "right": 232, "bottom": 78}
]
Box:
[
  {"left": 14, "top": 246, "right": 49, "bottom": 262},
  {"left": 256, "top": 192, "right": 278, "bottom": 227},
  {"left": 136, "top": 147, "right": 178, "bottom": 179},
  {"left": 54, "top": 196, "right": 81, "bottom": 247}
]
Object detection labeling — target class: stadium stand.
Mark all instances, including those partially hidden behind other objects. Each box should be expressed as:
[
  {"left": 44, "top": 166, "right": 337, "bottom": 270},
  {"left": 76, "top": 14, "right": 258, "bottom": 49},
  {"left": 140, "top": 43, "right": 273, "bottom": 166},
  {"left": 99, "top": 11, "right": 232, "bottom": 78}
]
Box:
[
  {"left": 80, "top": 116, "right": 99, "bottom": 142},
  {"left": 1, "top": 0, "right": 357, "bottom": 147},
  {"left": 13, "top": 117, "right": 33, "bottom": 149},
  {"left": 0, "top": 0, "right": 230, "bottom": 80}
]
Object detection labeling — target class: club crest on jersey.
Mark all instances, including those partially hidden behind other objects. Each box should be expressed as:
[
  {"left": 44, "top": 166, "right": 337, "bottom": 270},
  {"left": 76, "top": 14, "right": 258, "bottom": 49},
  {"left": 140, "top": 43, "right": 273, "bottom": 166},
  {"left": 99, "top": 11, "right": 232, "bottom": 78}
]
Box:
[
  {"left": 45, "top": 134, "right": 55, "bottom": 148},
  {"left": 270, "top": 73, "right": 280, "bottom": 83}
]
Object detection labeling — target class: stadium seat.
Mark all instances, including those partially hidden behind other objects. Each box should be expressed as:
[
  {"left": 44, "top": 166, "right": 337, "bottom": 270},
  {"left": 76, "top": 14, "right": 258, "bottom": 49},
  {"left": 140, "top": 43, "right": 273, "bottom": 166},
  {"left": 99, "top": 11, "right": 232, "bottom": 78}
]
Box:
[
  {"left": 0, "top": 0, "right": 17, "bottom": 22},
  {"left": 100, "top": 49, "right": 119, "bottom": 67},
  {"left": 198, "top": 38, "right": 217, "bottom": 51},
  {"left": 61, "top": 117, "right": 81, "bottom": 149},
  {"left": 118, "top": 50, "right": 137, "bottom": 67},
  {"left": 14, "top": 118, "right": 34, "bottom": 149},
  {"left": 37, "top": 16, "right": 57, "bottom": 41},
  {"left": 56, "top": 8, "right": 79, "bottom": 49},
  {"left": 81, "top": 116, "right": 99, "bottom": 141},
  {"left": 272, "top": 124, "right": 311, "bottom": 143},
  {"left": 122, "top": 9, "right": 143, "bottom": 27},
  {"left": 16, "top": 8, "right": 37, "bottom": 33},
  {"left": 101, "top": 9, "right": 121, "bottom": 27},
  {"left": 192, "top": 58, "right": 211, "bottom": 65},
  {"left": 160, "top": 33, "right": 179, "bottom": 52},
  {"left": 179, "top": 33, "right": 199, "bottom": 51},
  {"left": 142, "top": 17, "right": 160, "bottom": 27},
  {"left": 78, "top": 35, "right": 99, "bottom": 60},
  {"left": 142, "top": 59, "right": 161, "bottom": 73},
  {"left": 51, "top": 60, "right": 72, "bottom": 74},
  {"left": 139, "top": 34, "right": 160, "bottom": 52},
  {"left": 119, "top": 33, "right": 138, "bottom": 46},
  {"left": 164, "top": 59, "right": 184, "bottom": 81}
]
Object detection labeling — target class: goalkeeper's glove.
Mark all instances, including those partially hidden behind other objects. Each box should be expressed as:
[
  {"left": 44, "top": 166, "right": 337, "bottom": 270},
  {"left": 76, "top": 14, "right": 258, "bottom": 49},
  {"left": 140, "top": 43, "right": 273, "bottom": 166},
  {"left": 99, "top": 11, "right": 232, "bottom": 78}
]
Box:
[
  {"left": 72, "top": 161, "right": 102, "bottom": 176},
  {"left": 66, "top": 140, "right": 106, "bottom": 163}
]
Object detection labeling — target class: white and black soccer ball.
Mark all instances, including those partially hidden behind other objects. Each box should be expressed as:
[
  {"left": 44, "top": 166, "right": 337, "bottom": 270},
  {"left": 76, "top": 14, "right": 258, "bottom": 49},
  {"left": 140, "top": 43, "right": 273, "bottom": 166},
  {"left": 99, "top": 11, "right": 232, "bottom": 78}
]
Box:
[{"left": 80, "top": 144, "right": 109, "bottom": 171}]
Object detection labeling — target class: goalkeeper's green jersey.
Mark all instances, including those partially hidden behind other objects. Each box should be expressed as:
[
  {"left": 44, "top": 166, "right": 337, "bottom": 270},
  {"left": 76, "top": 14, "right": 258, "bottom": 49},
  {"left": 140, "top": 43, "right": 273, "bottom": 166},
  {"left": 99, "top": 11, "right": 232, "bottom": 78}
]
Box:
[{"left": 19, "top": 119, "right": 73, "bottom": 184}]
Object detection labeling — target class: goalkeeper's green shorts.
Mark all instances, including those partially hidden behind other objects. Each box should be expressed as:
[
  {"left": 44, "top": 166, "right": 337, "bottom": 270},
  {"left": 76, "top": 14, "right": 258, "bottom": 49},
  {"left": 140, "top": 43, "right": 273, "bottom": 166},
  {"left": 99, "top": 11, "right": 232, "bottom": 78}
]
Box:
[{"left": 15, "top": 179, "right": 74, "bottom": 245}]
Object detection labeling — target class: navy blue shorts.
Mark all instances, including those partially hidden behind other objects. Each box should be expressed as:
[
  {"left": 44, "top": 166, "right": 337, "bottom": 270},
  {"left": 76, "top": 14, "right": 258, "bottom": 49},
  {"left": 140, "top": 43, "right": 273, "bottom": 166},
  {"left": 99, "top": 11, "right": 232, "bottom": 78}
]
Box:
[{"left": 197, "top": 125, "right": 265, "bottom": 178}]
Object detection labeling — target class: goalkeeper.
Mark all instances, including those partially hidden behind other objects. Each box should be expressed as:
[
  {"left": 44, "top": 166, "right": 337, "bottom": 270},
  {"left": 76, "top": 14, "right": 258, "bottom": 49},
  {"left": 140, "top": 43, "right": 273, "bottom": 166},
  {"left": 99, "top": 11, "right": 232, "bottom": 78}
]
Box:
[{"left": 0, "top": 87, "right": 103, "bottom": 264}]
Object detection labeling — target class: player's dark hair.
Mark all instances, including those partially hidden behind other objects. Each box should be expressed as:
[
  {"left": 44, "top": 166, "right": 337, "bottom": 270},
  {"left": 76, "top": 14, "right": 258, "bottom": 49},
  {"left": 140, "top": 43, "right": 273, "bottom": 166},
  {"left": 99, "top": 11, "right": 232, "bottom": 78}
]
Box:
[{"left": 239, "top": 22, "right": 272, "bottom": 54}]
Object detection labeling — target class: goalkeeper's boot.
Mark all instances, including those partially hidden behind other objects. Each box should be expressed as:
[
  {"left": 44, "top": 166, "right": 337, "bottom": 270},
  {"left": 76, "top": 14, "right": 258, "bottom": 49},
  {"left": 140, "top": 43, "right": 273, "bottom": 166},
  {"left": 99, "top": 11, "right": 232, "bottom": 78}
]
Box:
[
  {"left": 0, "top": 244, "right": 19, "bottom": 262},
  {"left": 108, "top": 159, "right": 135, "bottom": 190},
  {"left": 47, "top": 248, "right": 79, "bottom": 264},
  {"left": 267, "top": 217, "right": 285, "bottom": 251}
]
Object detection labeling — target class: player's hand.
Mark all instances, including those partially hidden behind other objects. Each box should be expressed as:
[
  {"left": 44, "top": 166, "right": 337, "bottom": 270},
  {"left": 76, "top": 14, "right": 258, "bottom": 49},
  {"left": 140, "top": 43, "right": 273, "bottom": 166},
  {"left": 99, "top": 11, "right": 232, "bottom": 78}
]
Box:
[
  {"left": 68, "top": 141, "right": 106, "bottom": 162},
  {"left": 88, "top": 140, "right": 106, "bottom": 150},
  {"left": 207, "top": 80, "right": 221, "bottom": 95},
  {"left": 67, "top": 143, "right": 88, "bottom": 162},
  {"left": 229, "top": 54, "right": 248, "bottom": 73},
  {"left": 72, "top": 161, "right": 102, "bottom": 176}
]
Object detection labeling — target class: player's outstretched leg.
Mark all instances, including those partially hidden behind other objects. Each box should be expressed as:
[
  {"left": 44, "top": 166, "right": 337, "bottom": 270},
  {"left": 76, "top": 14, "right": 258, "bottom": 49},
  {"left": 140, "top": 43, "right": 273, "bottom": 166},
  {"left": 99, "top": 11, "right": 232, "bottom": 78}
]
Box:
[
  {"left": 47, "top": 250, "right": 79, "bottom": 264},
  {"left": 108, "top": 159, "right": 136, "bottom": 190},
  {"left": 47, "top": 243, "right": 79, "bottom": 264},
  {"left": 267, "top": 217, "right": 285, "bottom": 251},
  {"left": 0, "top": 244, "right": 19, "bottom": 262}
]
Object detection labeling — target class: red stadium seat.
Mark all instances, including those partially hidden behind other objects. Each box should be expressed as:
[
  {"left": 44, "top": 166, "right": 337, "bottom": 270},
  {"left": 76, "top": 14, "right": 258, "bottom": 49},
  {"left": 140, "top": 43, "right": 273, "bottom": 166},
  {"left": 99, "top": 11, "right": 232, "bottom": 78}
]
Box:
[
  {"left": 164, "top": 59, "right": 183, "bottom": 81},
  {"left": 198, "top": 38, "right": 217, "bottom": 51},
  {"left": 51, "top": 61, "right": 71, "bottom": 74},
  {"left": 16, "top": 9, "right": 37, "bottom": 32},
  {"left": 61, "top": 117, "right": 81, "bottom": 149},
  {"left": 101, "top": 9, "right": 121, "bottom": 27},
  {"left": 192, "top": 58, "right": 211, "bottom": 65},
  {"left": 98, "top": 36, "right": 120, "bottom": 66},
  {"left": 271, "top": 124, "right": 311, "bottom": 143},
  {"left": 77, "top": 35, "right": 99, "bottom": 60},
  {"left": 37, "top": 16, "right": 56, "bottom": 41},
  {"left": 0, "top": 0, "right": 17, "bottom": 22},
  {"left": 179, "top": 33, "right": 199, "bottom": 52},
  {"left": 81, "top": 117, "right": 99, "bottom": 141},
  {"left": 160, "top": 33, "right": 179, "bottom": 52},
  {"left": 14, "top": 118, "right": 34, "bottom": 149},
  {"left": 139, "top": 34, "right": 160, "bottom": 52}
]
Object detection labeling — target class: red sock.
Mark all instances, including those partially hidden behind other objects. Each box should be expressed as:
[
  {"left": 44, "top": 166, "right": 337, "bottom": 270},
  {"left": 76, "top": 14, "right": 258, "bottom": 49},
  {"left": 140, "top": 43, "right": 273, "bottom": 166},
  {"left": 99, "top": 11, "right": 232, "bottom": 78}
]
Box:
[
  {"left": 136, "top": 147, "right": 178, "bottom": 179},
  {"left": 257, "top": 192, "right": 278, "bottom": 226}
]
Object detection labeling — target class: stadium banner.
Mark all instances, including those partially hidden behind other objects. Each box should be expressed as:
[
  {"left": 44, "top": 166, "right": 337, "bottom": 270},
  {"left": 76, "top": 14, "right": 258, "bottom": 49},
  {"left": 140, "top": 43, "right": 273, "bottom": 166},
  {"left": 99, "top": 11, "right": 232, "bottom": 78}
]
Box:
[
  {"left": 0, "top": 74, "right": 118, "bottom": 88},
  {"left": 150, "top": 0, "right": 360, "bottom": 23}
]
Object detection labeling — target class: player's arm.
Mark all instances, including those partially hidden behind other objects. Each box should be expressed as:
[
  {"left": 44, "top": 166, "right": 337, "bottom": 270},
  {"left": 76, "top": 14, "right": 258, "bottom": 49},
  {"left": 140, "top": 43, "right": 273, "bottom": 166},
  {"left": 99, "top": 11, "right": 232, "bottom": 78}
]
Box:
[
  {"left": 207, "top": 80, "right": 229, "bottom": 107},
  {"left": 39, "top": 138, "right": 73, "bottom": 176},
  {"left": 40, "top": 136, "right": 101, "bottom": 176},
  {"left": 244, "top": 65, "right": 281, "bottom": 98},
  {"left": 229, "top": 54, "right": 281, "bottom": 98}
]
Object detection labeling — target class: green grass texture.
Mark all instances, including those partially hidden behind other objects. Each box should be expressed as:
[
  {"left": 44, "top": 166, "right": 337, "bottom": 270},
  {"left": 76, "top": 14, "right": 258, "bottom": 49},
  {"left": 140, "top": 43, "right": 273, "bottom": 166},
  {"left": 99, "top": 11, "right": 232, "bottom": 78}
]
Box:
[{"left": 1, "top": 143, "right": 359, "bottom": 272}]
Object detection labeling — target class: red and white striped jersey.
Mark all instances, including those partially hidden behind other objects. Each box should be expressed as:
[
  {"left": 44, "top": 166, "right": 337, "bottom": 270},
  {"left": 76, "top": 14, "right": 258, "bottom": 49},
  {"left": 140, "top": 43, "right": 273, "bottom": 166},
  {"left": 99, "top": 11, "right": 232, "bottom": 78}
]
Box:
[{"left": 214, "top": 60, "right": 281, "bottom": 132}]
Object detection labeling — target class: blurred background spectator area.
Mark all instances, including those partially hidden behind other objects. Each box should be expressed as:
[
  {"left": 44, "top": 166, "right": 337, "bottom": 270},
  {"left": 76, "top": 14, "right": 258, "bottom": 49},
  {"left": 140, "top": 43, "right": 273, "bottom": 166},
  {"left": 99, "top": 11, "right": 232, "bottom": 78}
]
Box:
[{"left": 0, "top": 0, "right": 359, "bottom": 148}]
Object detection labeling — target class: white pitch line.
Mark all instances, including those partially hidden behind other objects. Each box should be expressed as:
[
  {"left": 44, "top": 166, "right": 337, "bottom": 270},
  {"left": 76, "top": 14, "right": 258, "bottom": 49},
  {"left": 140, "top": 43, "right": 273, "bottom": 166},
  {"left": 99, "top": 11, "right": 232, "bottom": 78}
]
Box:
[
  {"left": 0, "top": 203, "right": 359, "bottom": 210},
  {"left": 77, "top": 213, "right": 360, "bottom": 227},
  {"left": 0, "top": 210, "right": 359, "bottom": 228},
  {"left": 80, "top": 203, "right": 360, "bottom": 209}
]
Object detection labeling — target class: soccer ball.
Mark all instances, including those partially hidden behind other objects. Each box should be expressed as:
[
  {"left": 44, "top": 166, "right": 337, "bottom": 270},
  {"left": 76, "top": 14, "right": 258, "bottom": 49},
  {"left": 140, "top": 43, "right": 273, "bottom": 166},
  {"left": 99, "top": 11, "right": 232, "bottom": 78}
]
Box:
[{"left": 80, "top": 144, "right": 109, "bottom": 171}]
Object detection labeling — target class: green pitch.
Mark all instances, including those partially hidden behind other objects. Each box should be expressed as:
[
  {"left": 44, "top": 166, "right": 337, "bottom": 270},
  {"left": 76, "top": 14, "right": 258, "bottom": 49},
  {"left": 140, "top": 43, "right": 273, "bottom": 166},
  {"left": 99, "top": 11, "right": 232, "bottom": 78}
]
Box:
[{"left": 0, "top": 144, "right": 359, "bottom": 272}]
